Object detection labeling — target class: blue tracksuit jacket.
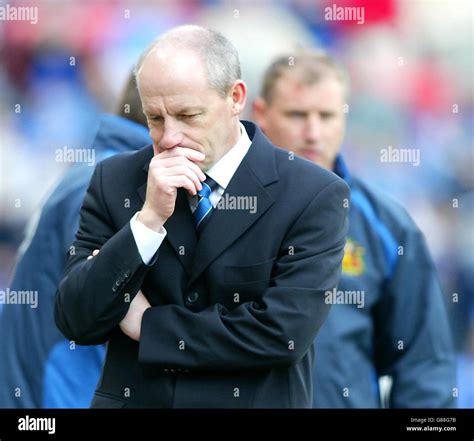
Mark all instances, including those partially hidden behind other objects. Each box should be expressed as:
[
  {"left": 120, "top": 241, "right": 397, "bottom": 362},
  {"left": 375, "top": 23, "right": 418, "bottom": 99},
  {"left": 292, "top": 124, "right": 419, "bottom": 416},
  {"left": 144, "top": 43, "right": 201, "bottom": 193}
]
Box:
[
  {"left": 312, "top": 155, "right": 456, "bottom": 408},
  {"left": 0, "top": 114, "right": 150, "bottom": 407}
]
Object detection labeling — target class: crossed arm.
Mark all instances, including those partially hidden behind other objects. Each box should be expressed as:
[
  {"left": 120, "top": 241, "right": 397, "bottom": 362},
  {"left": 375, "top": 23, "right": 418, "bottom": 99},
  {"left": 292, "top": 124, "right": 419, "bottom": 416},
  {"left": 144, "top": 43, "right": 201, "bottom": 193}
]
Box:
[{"left": 55, "top": 161, "right": 350, "bottom": 370}]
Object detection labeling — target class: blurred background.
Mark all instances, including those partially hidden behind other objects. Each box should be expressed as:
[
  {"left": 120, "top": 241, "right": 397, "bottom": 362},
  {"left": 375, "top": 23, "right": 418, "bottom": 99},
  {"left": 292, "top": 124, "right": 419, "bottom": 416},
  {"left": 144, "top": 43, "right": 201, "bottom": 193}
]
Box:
[{"left": 0, "top": 0, "right": 472, "bottom": 406}]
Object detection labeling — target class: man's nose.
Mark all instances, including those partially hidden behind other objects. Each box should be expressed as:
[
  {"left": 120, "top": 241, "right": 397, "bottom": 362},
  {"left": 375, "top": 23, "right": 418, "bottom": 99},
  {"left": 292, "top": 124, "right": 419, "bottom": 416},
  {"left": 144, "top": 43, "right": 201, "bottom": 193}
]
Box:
[
  {"left": 160, "top": 118, "right": 183, "bottom": 150},
  {"left": 305, "top": 115, "right": 322, "bottom": 143}
]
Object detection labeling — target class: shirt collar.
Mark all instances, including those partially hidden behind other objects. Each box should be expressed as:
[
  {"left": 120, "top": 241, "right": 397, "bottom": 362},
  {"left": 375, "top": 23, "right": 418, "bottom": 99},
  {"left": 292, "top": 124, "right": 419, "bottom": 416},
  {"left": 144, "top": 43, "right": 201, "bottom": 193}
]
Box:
[{"left": 206, "top": 122, "right": 252, "bottom": 190}]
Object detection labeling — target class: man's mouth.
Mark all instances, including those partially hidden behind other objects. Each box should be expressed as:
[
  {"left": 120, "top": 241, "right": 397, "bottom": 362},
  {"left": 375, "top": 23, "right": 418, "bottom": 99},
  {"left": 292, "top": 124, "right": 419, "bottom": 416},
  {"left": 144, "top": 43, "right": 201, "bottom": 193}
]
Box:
[{"left": 300, "top": 149, "right": 322, "bottom": 161}]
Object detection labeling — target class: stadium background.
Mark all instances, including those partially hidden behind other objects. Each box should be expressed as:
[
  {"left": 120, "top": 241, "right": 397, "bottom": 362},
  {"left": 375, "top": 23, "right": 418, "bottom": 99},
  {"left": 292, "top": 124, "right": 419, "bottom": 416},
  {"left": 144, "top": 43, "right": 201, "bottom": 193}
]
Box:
[{"left": 0, "top": 0, "right": 472, "bottom": 407}]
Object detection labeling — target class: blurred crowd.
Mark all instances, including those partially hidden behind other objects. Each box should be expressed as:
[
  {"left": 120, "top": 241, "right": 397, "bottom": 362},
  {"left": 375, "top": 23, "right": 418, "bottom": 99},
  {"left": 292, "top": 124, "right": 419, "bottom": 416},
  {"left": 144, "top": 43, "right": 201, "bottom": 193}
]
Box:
[{"left": 0, "top": 0, "right": 472, "bottom": 406}]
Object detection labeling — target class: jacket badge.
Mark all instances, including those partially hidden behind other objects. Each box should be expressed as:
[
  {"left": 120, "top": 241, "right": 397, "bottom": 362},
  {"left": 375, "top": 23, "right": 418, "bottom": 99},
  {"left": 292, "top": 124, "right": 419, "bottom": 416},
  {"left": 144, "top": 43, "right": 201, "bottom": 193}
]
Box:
[{"left": 342, "top": 238, "right": 365, "bottom": 276}]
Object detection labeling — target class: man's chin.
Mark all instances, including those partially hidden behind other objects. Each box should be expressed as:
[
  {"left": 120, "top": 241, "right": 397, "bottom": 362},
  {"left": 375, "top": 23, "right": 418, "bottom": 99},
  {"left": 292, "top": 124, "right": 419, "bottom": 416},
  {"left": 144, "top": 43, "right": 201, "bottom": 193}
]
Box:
[
  {"left": 197, "top": 158, "right": 212, "bottom": 172},
  {"left": 300, "top": 150, "right": 321, "bottom": 162}
]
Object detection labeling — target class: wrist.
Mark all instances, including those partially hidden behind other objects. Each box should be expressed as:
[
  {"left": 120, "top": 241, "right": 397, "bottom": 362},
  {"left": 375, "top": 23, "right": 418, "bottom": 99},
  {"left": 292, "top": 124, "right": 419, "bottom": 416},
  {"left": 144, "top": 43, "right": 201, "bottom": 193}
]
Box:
[{"left": 137, "top": 208, "right": 165, "bottom": 233}]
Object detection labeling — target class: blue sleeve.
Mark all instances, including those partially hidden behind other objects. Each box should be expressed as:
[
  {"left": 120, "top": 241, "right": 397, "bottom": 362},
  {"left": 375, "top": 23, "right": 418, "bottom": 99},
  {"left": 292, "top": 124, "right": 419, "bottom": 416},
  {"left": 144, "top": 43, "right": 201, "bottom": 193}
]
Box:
[
  {"left": 0, "top": 182, "right": 105, "bottom": 408},
  {"left": 373, "top": 227, "right": 457, "bottom": 408}
]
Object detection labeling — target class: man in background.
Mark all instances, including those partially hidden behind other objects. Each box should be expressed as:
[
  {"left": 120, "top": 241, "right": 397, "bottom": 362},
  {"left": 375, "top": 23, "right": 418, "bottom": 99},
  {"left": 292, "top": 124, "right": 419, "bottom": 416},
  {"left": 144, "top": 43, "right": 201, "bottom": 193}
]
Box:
[
  {"left": 0, "top": 73, "right": 150, "bottom": 408},
  {"left": 253, "top": 50, "right": 456, "bottom": 407}
]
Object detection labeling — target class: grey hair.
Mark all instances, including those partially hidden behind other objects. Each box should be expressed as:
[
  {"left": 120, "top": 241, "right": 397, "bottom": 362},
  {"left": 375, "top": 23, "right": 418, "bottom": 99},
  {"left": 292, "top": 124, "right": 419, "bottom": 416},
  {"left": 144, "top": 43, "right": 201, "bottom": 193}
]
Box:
[
  {"left": 260, "top": 49, "right": 350, "bottom": 102},
  {"left": 134, "top": 25, "right": 241, "bottom": 97}
]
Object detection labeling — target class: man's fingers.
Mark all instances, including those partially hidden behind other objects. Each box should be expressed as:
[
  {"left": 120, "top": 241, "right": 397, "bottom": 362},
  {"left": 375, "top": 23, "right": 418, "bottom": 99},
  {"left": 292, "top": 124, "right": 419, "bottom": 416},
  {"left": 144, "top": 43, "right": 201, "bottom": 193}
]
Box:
[
  {"left": 160, "top": 165, "right": 203, "bottom": 192},
  {"left": 168, "top": 175, "right": 200, "bottom": 196},
  {"left": 156, "top": 146, "right": 205, "bottom": 163},
  {"left": 154, "top": 156, "right": 206, "bottom": 182}
]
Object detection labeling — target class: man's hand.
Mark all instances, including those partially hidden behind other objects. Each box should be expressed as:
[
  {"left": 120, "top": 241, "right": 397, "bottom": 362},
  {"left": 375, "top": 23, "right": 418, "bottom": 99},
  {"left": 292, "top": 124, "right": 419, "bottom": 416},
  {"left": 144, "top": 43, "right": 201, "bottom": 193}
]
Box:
[
  {"left": 138, "top": 147, "right": 206, "bottom": 232},
  {"left": 87, "top": 249, "right": 150, "bottom": 341},
  {"left": 119, "top": 290, "right": 151, "bottom": 341}
]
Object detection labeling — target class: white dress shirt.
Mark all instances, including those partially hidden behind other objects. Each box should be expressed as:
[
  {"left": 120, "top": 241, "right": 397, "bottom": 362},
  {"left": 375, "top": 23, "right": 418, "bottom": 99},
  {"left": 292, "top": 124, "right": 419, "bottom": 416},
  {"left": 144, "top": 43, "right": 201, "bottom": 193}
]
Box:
[{"left": 130, "top": 123, "right": 252, "bottom": 264}]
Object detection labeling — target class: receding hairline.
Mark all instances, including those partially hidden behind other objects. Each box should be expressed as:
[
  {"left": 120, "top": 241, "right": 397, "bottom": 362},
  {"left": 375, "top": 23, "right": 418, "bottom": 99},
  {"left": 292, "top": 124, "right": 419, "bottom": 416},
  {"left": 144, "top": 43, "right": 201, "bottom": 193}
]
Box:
[
  {"left": 260, "top": 50, "right": 349, "bottom": 103},
  {"left": 135, "top": 26, "right": 208, "bottom": 79},
  {"left": 134, "top": 25, "right": 241, "bottom": 95}
]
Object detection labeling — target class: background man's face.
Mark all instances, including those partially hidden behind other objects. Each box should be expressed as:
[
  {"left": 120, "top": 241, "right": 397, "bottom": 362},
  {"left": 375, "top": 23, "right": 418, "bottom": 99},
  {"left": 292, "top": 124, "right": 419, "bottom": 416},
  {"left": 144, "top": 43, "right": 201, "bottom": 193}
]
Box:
[
  {"left": 254, "top": 74, "right": 346, "bottom": 170},
  {"left": 139, "top": 49, "right": 237, "bottom": 171}
]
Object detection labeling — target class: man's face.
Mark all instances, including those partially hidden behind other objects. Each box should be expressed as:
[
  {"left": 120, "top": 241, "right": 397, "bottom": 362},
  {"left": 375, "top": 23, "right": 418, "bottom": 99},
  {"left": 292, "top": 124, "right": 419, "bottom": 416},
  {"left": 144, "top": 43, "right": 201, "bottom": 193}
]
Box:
[
  {"left": 254, "top": 74, "right": 346, "bottom": 170},
  {"left": 138, "top": 48, "right": 242, "bottom": 171}
]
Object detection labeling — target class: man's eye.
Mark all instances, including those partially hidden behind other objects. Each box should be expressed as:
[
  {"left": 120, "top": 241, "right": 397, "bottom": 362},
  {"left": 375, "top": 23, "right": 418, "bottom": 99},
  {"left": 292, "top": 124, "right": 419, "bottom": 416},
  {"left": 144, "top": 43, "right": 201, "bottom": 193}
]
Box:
[
  {"left": 148, "top": 115, "right": 163, "bottom": 121},
  {"left": 320, "top": 112, "right": 334, "bottom": 120},
  {"left": 180, "top": 114, "right": 199, "bottom": 119},
  {"left": 286, "top": 111, "right": 307, "bottom": 119}
]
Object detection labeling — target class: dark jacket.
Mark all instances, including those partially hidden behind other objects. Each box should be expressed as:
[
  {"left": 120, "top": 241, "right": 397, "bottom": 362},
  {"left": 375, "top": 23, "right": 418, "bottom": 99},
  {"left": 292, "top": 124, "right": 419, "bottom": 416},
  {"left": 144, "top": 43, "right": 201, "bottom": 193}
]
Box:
[{"left": 55, "top": 121, "right": 350, "bottom": 408}]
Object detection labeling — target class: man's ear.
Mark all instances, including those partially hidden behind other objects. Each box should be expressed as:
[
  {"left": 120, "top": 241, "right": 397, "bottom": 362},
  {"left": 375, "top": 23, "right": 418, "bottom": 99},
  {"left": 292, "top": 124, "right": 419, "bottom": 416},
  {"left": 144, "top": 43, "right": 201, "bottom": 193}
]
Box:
[
  {"left": 230, "top": 80, "right": 247, "bottom": 116},
  {"left": 252, "top": 97, "right": 267, "bottom": 129}
]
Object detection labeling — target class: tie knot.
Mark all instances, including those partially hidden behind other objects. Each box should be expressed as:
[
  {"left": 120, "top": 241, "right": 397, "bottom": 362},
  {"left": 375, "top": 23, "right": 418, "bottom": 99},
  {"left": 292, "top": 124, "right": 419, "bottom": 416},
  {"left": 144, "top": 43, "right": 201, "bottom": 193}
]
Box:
[{"left": 198, "top": 175, "right": 218, "bottom": 198}]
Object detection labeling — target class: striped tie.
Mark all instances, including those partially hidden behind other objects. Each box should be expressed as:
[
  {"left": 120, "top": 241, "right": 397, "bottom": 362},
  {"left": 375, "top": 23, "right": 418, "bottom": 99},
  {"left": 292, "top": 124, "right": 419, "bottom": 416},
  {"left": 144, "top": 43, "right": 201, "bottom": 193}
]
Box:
[{"left": 194, "top": 175, "right": 218, "bottom": 232}]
